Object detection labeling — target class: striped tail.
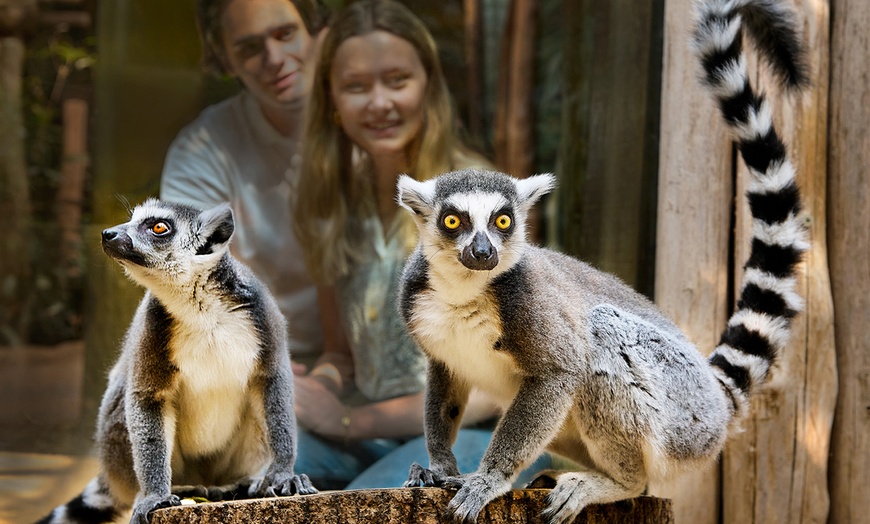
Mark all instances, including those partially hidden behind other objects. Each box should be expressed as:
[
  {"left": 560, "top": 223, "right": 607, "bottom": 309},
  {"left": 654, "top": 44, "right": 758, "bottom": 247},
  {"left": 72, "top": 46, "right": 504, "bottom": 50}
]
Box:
[
  {"left": 34, "top": 476, "right": 122, "bottom": 524},
  {"left": 692, "top": 0, "right": 810, "bottom": 419}
]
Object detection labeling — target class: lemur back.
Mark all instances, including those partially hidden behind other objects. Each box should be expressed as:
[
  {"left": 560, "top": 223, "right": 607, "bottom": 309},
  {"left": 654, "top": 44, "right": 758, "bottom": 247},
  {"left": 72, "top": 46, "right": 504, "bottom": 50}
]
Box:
[
  {"left": 396, "top": 1, "right": 808, "bottom": 523},
  {"left": 37, "top": 200, "right": 315, "bottom": 524}
]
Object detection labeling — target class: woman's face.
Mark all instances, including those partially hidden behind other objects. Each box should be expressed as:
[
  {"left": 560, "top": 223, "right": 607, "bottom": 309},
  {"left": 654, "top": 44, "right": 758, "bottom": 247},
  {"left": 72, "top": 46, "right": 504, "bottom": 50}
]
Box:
[
  {"left": 220, "top": 0, "right": 316, "bottom": 109},
  {"left": 330, "top": 30, "right": 428, "bottom": 160}
]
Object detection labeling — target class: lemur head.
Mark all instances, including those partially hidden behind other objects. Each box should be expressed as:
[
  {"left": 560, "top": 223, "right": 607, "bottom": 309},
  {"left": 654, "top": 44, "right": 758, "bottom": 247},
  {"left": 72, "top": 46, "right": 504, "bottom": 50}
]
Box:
[
  {"left": 397, "top": 169, "right": 555, "bottom": 276},
  {"left": 101, "top": 199, "right": 234, "bottom": 288}
]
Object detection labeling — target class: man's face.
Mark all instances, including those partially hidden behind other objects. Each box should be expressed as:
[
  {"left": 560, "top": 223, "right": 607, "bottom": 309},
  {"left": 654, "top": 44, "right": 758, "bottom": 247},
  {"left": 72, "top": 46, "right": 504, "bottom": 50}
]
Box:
[{"left": 220, "top": 0, "right": 316, "bottom": 109}]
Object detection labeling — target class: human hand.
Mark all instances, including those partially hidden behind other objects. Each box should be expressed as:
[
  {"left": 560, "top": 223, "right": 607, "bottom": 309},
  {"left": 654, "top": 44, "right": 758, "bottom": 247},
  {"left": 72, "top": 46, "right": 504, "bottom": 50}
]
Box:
[
  {"left": 308, "top": 352, "right": 355, "bottom": 394},
  {"left": 291, "top": 360, "right": 308, "bottom": 375},
  {"left": 293, "top": 374, "right": 349, "bottom": 440}
]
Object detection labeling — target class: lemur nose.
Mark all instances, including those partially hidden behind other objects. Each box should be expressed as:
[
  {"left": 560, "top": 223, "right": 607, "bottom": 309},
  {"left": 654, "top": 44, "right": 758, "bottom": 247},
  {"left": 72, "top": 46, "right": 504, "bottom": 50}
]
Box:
[
  {"left": 102, "top": 229, "right": 118, "bottom": 242},
  {"left": 471, "top": 232, "right": 493, "bottom": 260}
]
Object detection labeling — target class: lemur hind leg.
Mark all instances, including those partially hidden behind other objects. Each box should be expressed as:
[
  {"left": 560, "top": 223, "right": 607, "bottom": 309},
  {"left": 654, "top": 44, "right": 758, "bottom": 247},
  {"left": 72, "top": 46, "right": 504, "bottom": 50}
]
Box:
[
  {"left": 584, "top": 304, "right": 730, "bottom": 463},
  {"left": 543, "top": 456, "right": 647, "bottom": 524},
  {"left": 541, "top": 304, "right": 726, "bottom": 524}
]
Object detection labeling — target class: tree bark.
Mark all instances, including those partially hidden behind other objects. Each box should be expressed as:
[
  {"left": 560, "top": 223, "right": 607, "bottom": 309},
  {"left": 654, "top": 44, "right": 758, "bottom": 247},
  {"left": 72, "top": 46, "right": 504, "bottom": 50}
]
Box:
[
  {"left": 827, "top": 0, "right": 870, "bottom": 522},
  {"left": 151, "top": 489, "right": 672, "bottom": 524},
  {"left": 721, "top": 2, "right": 836, "bottom": 523}
]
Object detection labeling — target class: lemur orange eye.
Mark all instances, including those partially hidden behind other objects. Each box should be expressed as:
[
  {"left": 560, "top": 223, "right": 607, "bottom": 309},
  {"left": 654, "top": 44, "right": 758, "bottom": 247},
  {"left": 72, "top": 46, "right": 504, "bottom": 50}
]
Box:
[
  {"left": 151, "top": 222, "right": 170, "bottom": 235},
  {"left": 495, "top": 214, "right": 512, "bottom": 230},
  {"left": 443, "top": 214, "right": 461, "bottom": 230}
]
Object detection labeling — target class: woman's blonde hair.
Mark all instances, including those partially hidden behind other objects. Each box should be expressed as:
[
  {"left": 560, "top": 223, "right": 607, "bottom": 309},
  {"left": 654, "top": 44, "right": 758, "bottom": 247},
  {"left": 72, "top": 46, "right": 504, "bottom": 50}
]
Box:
[{"left": 294, "top": 0, "right": 486, "bottom": 284}]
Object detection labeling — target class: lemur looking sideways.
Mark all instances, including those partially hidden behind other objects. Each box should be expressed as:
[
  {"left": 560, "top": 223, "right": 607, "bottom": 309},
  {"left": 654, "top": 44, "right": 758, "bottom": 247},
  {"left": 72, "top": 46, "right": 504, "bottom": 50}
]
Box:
[
  {"left": 397, "top": 0, "right": 809, "bottom": 522},
  {"left": 37, "top": 200, "right": 315, "bottom": 524}
]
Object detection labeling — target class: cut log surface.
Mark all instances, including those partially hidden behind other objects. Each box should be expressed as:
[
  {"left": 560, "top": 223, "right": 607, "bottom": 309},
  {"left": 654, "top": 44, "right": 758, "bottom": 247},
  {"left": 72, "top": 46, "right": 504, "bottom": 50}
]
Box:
[{"left": 151, "top": 488, "right": 672, "bottom": 524}]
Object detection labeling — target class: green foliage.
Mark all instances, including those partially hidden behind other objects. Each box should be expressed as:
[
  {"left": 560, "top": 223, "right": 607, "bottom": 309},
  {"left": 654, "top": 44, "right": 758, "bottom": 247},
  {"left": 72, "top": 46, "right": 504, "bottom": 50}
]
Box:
[{"left": 7, "top": 27, "right": 97, "bottom": 345}]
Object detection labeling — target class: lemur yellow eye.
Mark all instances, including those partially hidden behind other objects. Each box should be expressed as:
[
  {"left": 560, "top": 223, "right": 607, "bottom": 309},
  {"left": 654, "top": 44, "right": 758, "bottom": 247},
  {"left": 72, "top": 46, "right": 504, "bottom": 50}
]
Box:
[
  {"left": 151, "top": 222, "right": 170, "bottom": 235},
  {"left": 495, "top": 214, "right": 512, "bottom": 230},
  {"left": 443, "top": 214, "right": 461, "bottom": 230}
]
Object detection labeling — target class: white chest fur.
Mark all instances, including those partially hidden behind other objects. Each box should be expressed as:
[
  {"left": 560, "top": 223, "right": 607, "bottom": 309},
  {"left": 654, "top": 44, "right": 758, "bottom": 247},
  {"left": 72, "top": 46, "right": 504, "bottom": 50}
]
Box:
[
  {"left": 410, "top": 288, "right": 521, "bottom": 405},
  {"left": 168, "top": 303, "right": 262, "bottom": 456}
]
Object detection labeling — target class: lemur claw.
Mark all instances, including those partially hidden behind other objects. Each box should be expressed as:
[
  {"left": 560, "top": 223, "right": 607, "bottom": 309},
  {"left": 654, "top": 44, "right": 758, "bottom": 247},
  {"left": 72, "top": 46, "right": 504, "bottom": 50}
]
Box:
[
  {"left": 250, "top": 471, "right": 318, "bottom": 497},
  {"left": 404, "top": 462, "right": 443, "bottom": 487}
]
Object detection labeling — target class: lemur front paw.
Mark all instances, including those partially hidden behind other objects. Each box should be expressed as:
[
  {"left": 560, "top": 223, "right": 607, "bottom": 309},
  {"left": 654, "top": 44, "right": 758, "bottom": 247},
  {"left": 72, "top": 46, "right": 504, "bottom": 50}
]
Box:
[
  {"left": 250, "top": 471, "right": 317, "bottom": 497},
  {"left": 131, "top": 493, "right": 181, "bottom": 524},
  {"left": 403, "top": 462, "right": 453, "bottom": 487},
  {"left": 444, "top": 472, "right": 511, "bottom": 523}
]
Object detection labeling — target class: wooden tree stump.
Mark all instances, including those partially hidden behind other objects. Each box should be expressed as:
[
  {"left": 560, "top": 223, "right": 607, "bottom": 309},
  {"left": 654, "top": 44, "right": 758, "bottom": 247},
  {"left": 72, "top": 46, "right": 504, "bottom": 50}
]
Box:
[{"left": 151, "top": 488, "right": 672, "bottom": 524}]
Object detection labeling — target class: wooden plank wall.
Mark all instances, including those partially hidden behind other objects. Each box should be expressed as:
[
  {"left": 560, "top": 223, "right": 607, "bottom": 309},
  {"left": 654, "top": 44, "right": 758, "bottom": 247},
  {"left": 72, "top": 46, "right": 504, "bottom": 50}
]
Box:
[
  {"left": 654, "top": 0, "right": 841, "bottom": 523},
  {"left": 828, "top": 0, "right": 870, "bottom": 522}
]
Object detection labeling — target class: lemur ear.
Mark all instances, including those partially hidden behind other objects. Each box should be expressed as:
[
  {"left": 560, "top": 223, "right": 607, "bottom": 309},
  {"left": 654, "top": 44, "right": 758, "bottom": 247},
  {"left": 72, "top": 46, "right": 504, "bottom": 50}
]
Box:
[
  {"left": 397, "top": 175, "right": 437, "bottom": 217},
  {"left": 515, "top": 174, "right": 556, "bottom": 208},
  {"left": 196, "top": 203, "right": 235, "bottom": 256}
]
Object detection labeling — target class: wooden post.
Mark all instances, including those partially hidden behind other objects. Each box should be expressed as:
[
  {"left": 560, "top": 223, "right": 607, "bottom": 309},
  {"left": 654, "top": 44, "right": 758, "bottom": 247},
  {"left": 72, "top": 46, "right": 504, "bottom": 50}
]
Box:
[
  {"left": 492, "top": 0, "right": 536, "bottom": 178},
  {"left": 151, "top": 489, "right": 672, "bottom": 524},
  {"left": 463, "top": 0, "right": 483, "bottom": 142},
  {"left": 722, "top": 1, "right": 836, "bottom": 522},
  {"left": 556, "top": 0, "right": 662, "bottom": 296},
  {"left": 828, "top": 0, "right": 870, "bottom": 522},
  {"left": 653, "top": 0, "right": 728, "bottom": 522},
  {"left": 57, "top": 97, "right": 89, "bottom": 278}
]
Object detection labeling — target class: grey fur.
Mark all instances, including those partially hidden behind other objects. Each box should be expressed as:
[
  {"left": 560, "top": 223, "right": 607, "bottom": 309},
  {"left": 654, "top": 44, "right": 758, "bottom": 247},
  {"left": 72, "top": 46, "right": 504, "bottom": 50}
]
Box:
[
  {"left": 396, "top": 2, "right": 808, "bottom": 521},
  {"left": 37, "top": 199, "right": 315, "bottom": 524}
]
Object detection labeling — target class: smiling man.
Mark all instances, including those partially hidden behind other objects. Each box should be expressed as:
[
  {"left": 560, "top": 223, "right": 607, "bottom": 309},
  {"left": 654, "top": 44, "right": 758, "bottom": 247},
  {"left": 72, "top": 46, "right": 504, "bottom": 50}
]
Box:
[{"left": 160, "top": 0, "right": 329, "bottom": 358}]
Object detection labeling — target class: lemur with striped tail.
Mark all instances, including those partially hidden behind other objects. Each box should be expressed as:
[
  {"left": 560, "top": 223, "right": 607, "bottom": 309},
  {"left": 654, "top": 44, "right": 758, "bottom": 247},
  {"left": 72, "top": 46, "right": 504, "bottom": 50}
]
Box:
[
  {"left": 37, "top": 200, "right": 316, "bottom": 524},
  {"left": 396, "top": 0, "right": 809, "bottom": 522}
]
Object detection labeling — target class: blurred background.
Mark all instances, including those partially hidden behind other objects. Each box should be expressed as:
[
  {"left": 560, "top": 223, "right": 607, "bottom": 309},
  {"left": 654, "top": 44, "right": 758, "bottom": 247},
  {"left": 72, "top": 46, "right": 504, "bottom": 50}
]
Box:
[{"left": 2, "top": 0, "right": 866, "bottom": 523}]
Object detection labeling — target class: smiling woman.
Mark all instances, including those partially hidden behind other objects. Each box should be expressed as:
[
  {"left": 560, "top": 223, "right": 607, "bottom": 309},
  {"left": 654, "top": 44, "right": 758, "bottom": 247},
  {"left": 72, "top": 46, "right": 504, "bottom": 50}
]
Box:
[{"left": 330, "top": 30, "right": 428, "bottom": 170}]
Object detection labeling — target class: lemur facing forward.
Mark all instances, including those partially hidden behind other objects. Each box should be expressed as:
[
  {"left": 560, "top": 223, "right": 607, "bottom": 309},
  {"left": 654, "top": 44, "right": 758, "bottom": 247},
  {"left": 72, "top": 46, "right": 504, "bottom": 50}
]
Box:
[
  {"left": 397, "top": 0, "right": 809, "bottom": 523},
  {"left": 37, "top": 200, "right": 316, "bottom": 524}
]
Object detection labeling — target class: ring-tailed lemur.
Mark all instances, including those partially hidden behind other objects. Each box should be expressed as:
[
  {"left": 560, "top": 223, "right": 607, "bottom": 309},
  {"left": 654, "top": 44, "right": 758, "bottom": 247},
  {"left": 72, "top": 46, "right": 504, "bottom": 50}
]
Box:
[
  {"left": 396, "top": 0, "right": 809, "bottom": 522},
  {"left": 37, "top": 200, "right": 316, "bottom": 524}
]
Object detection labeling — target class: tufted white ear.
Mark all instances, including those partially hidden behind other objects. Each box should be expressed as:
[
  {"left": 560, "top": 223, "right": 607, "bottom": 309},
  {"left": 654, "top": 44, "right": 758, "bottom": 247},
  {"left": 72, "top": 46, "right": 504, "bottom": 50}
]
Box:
[
  {"left": 515, "top": 174, "right": 556, "bottom": 208},
  {"left": 397, "top": 175, "right": 438, "bottom": 217},
  {"left": 196, "top": 203, "right": 235, "bottom": 256}
]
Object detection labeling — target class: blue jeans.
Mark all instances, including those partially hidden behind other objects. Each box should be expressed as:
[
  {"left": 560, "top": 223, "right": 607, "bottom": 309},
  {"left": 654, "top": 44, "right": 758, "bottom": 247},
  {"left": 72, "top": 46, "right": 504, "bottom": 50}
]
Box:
[
  {"left": 345, "top": 428, "right": 554, "bottom": 490},
  {"left": 293, "top": 429, "right": 403, "bottom": 490}
]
